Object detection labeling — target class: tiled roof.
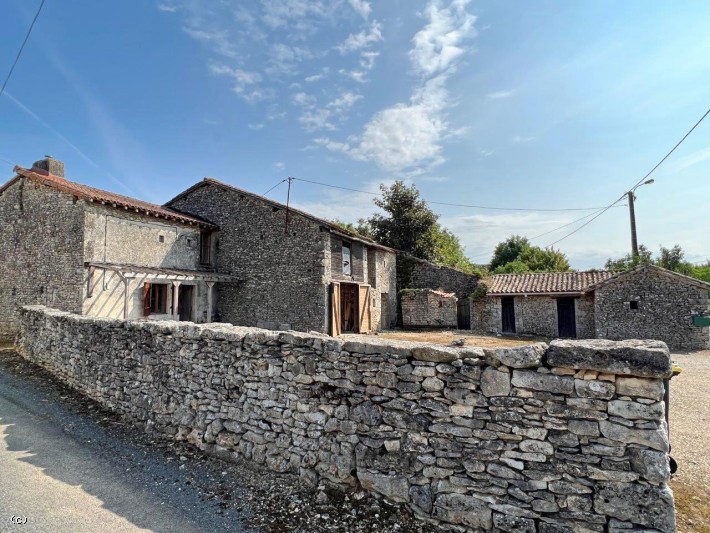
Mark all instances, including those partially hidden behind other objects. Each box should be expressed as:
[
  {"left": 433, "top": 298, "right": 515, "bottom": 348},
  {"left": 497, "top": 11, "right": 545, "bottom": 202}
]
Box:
[
  {"left": 487, "top": 271, "right": 616, "bottom": 295},
  {"left": 4, "top": 166, "right": 217, "bottom": 229}
]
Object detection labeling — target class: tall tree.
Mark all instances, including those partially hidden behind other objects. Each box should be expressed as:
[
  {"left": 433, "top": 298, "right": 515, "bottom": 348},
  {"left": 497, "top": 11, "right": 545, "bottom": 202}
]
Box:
[
  {"left": 489, "top": 235, "right": 571, "bottom": 273},
  {"left": 431, "top": 226, "right": 478, "bottom": 274},
  {"left": 605, "top": 244, "right": 695, "bottom": 276},
  {"left": 368, "top": 181, "right": 440, "bottom": 260},
  {"left": 604, "top": 245, "right": 653, "bottom": 271}
]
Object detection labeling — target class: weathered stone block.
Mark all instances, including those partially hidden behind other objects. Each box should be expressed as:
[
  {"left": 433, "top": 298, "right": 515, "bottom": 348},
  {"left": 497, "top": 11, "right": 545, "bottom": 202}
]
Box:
[
  {"left": 593, "top": 482, "right": 675, "bottom": 533},
  {"left": 432, "top": 493, "right": 492, "bottom": 529},
  {"left": 485, "top": 342, "right": 547, "bottom": 369},
  {"left": 547, "top": 339, "right": 672, "bottom": 379},
  {"left": 511, "top": 370, "right": 574, "bottom": 394},
  {"left": 480, "top": 367, "right": 511, "bottom": 397},
  {"left": 615, "top": 377, "right": 665, "bottom": 401}
]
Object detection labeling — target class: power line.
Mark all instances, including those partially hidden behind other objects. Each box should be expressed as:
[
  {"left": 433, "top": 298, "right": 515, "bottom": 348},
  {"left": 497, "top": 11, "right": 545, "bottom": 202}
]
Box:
[
  {"left": 0, "top": 0, "right": 46, "bottom": 99},
  {"left": 542, "top": 106, "right": 710, "bottom": 249},
  {"left": 261, "top": 178, "right": 287, "bottom": 197},
  {"left": 292, "top": 177, "right": 620, "bottom": 213}
]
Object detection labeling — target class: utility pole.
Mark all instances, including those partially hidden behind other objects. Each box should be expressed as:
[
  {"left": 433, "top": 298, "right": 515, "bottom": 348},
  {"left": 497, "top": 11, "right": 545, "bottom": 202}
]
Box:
[
  {"left": 627, "top": 179, "right": 654, "bottom": 258},
  {"left": 628, "top": 191, "right": 638, "bottom": 258},
  {"left": 284, "top": 177, "right": 293, "bottom": 234}
]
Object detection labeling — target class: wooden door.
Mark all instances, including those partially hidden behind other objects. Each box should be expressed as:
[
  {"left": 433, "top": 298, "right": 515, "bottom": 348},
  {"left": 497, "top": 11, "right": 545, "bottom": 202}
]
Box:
[
  {"left": 178, "top": 285, "right": 194, "bottom": 321},
  {"left": 457, "top": 298, "right": 471, "bottom": 330},
  {"left": 358, "top": 285, "right": 371, "bottom": 333},
  {"left": 501, "top": 297, "right": 516, "bottom": 333},
  {"left": 557, "top": 298, "right": 577, "bottom": 338},
  {"left": 331, "top": 282, "right": 341, "bottom": 336}
]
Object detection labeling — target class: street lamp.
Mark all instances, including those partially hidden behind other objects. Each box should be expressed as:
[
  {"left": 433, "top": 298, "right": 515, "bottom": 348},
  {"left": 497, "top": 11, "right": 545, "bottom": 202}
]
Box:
[{"left": 627, "top": 179, "right": 654, "bottom": 258}]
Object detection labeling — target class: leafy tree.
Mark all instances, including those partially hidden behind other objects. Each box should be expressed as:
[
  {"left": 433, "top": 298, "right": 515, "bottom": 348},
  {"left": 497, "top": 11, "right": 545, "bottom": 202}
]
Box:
[
  {"left": 489, "top": 235, "right": 571, "bottom": 273},
  {"left": 431, "top": 226, "right": 479, "bottom": 274},
  {"left": 367, "top": 181, "right": 440, "bottom": 260},
  {"left": 692, "top": 261, "right": 710, "bottom": 283},
  {"left": 490, "top": 235, "right": 530, "bottom": 271},
  {"left": 604, "top": 245, "right": 653, "bottom": 271},
  {"left": 331, "top": 218, "right": 373, "bottom": 239},
  {"left": 656, "top": 245, "right": 693, "bottom": 275}
]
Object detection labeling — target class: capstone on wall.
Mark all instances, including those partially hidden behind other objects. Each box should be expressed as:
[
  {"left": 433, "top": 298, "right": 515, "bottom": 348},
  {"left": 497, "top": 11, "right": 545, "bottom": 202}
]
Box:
[
  {"left": 21, "top": 306, "right": 676, "bottom": 533},
  {"left": 401, "top": 289, "right": 457, "bottom": 328},
  {"left": 0, "top": 179, "right": 85, "bottom": 340},
  {"left": 595, "top": 268, "right": 710, "bottom": 350},
  {"left": 169, "top": 184, "right": 330, "bottom": 333}
]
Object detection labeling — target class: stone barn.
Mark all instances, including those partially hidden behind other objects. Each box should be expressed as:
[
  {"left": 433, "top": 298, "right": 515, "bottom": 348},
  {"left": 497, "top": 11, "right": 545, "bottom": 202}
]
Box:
[
  {"left": 472, "top": 265, "right": 710, "bottom": 350},
  {"left": 401, "top": 288, "right": 457, "bottom": 328}
]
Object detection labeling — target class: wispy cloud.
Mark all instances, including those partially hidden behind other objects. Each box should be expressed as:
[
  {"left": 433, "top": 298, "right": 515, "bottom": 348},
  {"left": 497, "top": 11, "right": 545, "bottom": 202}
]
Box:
[
  {"left": 670, "top": 146, "right": 710, "bottom": 172},
  {"left": 209, "top": 64, "right": 271, "bottom": 103},
  {"left": 487, "top": 89, "right": 514, "bottom": 100},
  {"left": 512, "top": 135, "right": 535, "bottom": 143},
  {"left": 299, "top": 91, "right": 363, "bottom": 131},
  {"left": 157, "top": 3, "right": 178, "bottom": 13},
  {"left": 318, "top": 0, "right": 476, "bottom": 174},
  {"left": 337, "top": 21, "right": 383, "bottom": 53},
  {"left": 348, "top": 0, "right": 372, "bottom": 20}
]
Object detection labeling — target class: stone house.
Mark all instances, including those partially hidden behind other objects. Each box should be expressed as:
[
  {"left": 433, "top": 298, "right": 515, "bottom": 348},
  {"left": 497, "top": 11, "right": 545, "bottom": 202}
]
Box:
[
  {"left": 0, "top": 158, "right": 236, "bottom": 341},
  {"left": 401, "top": 288, "right": 457, "bottom": 328},
  {"left": 472, "top": 265, "right": 710, "bottom": 350},
  {"left": 166, "top": 178, "right": 398, "bottom": 335}
]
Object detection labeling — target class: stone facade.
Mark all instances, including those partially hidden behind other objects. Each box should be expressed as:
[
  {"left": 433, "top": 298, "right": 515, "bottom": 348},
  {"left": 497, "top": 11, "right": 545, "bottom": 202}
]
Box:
[
  {"left": 401, "top": 289, "right": 457, "bottom": 328},
  {"left": 0, "top": 178, "right": 86, "bottom": 341},
  {"left": 167, "top": 180, "right": 397, "bottom": 334},
  {"left": 21, "top": 306, "right": 677, "bottom": 533},
  {"left": 595, "top": 266, "right": 710, "bottom": 351},
  {"left": 473, "top": 295, "right": 596, "bottom": 338},
  {"left": 397, "top": 254, "right": 479, "bottom": 298}
]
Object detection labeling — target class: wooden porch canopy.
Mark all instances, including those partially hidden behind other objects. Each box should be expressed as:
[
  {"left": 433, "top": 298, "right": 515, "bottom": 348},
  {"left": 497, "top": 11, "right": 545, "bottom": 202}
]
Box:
[{"left": 86, "top": 262, "right": 241, "bottom": 283}]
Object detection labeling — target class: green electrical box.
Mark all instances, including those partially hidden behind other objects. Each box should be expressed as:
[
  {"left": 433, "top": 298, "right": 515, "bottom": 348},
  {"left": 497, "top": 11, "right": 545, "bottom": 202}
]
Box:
[{"left": 692, "top": 315, "right": 710, "bottom": 327}]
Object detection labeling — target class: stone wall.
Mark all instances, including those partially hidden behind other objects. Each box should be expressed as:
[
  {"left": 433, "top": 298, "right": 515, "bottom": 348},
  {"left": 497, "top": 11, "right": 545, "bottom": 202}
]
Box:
[
  {"left": 472, "top": 295, "right": 596, "bottom": 339},
  {"left": 401, "top": 289, "right": 457, "bottom": 328},
  {"left": 397, "top": 254, "right": 479, "bottom": 298},
  {"left": 0, "top": 179, "right": 86, "bottom": 341},
  {"left": 169, "top": 183, "right": 330, "bottom": 333},
  {"left": 20, "top": 306, "right": 676, "bottom": 533},
  {"left": 595, "top": 267, "right": 710, "bottom": 351}
]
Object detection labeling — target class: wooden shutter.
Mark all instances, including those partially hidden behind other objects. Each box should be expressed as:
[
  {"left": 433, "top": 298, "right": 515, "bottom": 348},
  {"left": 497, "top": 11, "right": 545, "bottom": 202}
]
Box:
[
  {"left": 331, "top": 282, "right": 341, "bottom": 336},
  {"left": 358, "top": 284, "right": 371, "bottom": 333},
  {"left": 143, "top": 282, "right": 151, "bottom": 316}
]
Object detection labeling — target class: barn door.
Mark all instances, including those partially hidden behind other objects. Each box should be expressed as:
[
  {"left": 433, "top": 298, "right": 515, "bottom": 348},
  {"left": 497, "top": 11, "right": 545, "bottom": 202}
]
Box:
[
  {"left": 457, "top": 298, "right": 471, "bottom": 329},
  {"left": 557, "top": 298, "right": 577, "bottom": 338},
  {"left": 501, "top": 297, "right": 515, "bottom": 333},
  {"left": 358, "top": 285, "right": 372, "bottom": 333},
  {"left": 330, "top": 282, "right": 341, "bottom": 336}
]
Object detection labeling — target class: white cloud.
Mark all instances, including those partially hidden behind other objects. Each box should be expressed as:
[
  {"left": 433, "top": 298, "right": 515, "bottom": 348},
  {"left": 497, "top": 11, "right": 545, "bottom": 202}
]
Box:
[
  {"left": 487, "top": 89, "right": 514, "bottom": 100},
  {"left": 299, "top": 91, "right": 362, "bottom": 131},
  {"left": 337, "top": 21, "right": 383, "bottom": 53},
  {"left": 267, "top": 43, "right": 311, "bottom": 77},
  {"left": 304, "top": 73, "right": 325, "bottom": 83},
  {"left": 274, "top": 161, "right": 286, "bottom": 170},
  {"left": 319, "top": 0, "right": 476, "bottom": 174},
  {"left": 348, "top": 0, "right": 372, "bottom": 20},
  {"left": 409, "top": 0, "right": 476, "bottom": 77},
  {"left": 512, "top": 135, "right": 535, "bottom": 143},
  {"left": 182, "top": 27, "right": 239, "bottom": 58},
  {"left": 157, "top": 3, "right": 178, "bottom": 13},
  {"left": 292, "top": 92, "right": 316, "bottom": 107},
  {"left": 360, "top": 51, "right": 379, "bottom": 70},
  {"left": 480, "top": 149, "right": 493, "bottom": 157},
  {"left": 670, "top": 146, "right": 710, "bottom": 171},
  {"left": 248, "top": 123, "right": 265, "bottom": 130},
  {"left": 208, "top": 64, "right": 271, "bottom": 103},
  {"left": 420, "top": 176, "right": 449, "bottom": 182}
]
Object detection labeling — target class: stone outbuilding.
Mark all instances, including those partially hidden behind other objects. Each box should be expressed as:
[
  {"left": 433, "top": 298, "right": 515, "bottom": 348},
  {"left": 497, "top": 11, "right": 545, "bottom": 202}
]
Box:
[
  {"left": 166, "top": 178, "right": 398, "bottom": 335},
  {"left": 472, "top": 265, "right": 710, "bottom": 350},
  {"left": 401, "top": 288, "right": 457, "bottom": 328},
  {"left": 0, "top": 159, "right": 238, "bottom": 341}
]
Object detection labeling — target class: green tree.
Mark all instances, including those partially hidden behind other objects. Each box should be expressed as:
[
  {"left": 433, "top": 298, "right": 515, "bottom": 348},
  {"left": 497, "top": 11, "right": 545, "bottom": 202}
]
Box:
[
  {"left": 604, "top": 244, "right": 696, "bottom": 276},
  {"left": 367, "top": 181, "right": 440, "bottom": 260},
  {"left": 331, "top": 218, "right": 373, "bottom": 239},
  {"left": 489, "top": 235, "right": 571, "bottom": 273},
  {"left": 692, "top": 261, "right": 710, "bottom": 283},
  {"left": 604, "top": 245, "right": 653, "bottom": 271},
  {"left": 656, "top": 245, "right": 693, "bottom": 275},
  {"left": 431, "top": 226, "right": 479, "bottom": 274},
  {"left": 490, "top": 235, "right": 530, "bottom": 271}
]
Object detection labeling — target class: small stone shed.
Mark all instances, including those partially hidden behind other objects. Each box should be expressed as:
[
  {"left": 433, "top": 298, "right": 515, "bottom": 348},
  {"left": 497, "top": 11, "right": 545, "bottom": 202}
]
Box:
[
  {"left": 472, "top": 265, "right": 710, "bottom": 350},
  {"left": 401, "top": 288, "right": 457, "bottom": 328}
]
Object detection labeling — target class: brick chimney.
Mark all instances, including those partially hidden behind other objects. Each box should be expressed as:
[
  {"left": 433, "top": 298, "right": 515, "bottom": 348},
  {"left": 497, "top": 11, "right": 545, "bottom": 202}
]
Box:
[{"left": 32, "top": 155, "right": 64, "bottom": 177}]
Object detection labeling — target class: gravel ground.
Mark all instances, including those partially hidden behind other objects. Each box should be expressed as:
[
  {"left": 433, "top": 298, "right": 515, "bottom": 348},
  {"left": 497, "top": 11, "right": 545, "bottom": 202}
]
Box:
[
  {"left": 0, "top": 348, "right": 435, "bottom": 533},
  {"left": 670, "top": 350, "right": 710, "bottom": 533}
]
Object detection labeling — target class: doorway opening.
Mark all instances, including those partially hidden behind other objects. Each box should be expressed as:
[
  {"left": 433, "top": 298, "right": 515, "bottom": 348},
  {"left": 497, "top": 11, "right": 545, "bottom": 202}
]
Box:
[
  {"left": 557, "top": 297, "right": 576, "bottom": 338},
  {"left": 178, "top": 285, "right": 194, "bottom": 322},
  {"left": 501, "top": 297, "right": 516, "bottom": 333}
]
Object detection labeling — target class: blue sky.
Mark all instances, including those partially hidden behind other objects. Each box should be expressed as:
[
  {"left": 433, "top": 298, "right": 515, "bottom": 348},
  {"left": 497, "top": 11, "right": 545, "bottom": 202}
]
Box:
[{"left": 2, "top": 0, "right": 710, "bottom": 269}]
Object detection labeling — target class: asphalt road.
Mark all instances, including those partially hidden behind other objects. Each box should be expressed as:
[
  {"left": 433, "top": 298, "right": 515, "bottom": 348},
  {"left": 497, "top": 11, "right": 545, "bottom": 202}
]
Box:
[{"left": 0, "top": 353, "right": 252, "bottom": 533}]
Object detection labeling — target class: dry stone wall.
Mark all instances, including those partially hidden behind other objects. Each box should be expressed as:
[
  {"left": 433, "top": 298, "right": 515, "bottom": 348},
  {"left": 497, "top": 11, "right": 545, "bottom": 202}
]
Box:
[
  {"left": 20, "top": 306, "right": 676, "bottom": 533},
  {"left": 401, "top": 289, "right": 458, "bottom": 328}
]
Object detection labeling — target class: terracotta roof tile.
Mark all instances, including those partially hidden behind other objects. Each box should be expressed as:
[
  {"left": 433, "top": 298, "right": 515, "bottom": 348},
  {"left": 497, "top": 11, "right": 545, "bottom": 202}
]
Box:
[
  {"left": 487, "top": 271, "right": 615, "bottom": 295},
  {"left": 6, "top": 166, "right": 217, "bottom": 229}
]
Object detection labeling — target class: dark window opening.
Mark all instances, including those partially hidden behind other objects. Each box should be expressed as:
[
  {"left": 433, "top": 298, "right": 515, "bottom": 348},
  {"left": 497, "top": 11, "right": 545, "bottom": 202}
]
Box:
[
  {"left": 159, "top": 235, "right": 165, "bottom": 243},
  {"left": 630, "top": 300, "right": 639, "bottom": 310},
  {"left": 200, "top": 230, "right": 212, "bottom": 265},
  {"left": 342, "top": 242, "right": 352, "bottom": 276},
  {"left": 144, "top": 283, "right": 168, "bottom": 315}
]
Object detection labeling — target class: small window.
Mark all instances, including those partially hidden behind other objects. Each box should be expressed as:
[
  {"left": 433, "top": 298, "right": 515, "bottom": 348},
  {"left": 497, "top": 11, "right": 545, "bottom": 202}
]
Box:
[
  {"left": 159, "top": 235, "right": 165, "bottom": 243},
  {"left": 630, "top": 300, "right": 639, "bottom": 310},
  {"left": 200, "top": 230, "right": 212, "bottom": 265},
  {"left": 342, "top": 242, "right": 352, "bottom": 276},
  {"left": 144, "top": 283, "right": 168, "bottom": 315}
]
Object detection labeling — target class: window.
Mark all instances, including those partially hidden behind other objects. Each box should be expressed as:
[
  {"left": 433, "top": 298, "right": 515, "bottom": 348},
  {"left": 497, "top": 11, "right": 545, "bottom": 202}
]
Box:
[
  {"left": 630, "top": 300, "right": 639, "bottom": 310},
  {"left": 200, "top": 230, "right": 212, "bottom": 265},
  {"left": 159, "top": 235, "right": 165, "bottom": 243},
  {"left": 144, "top": 283, "right": 168, "bottom": 315},
  {"left": 342, "top": 242, "right": 352, "bottom": 276}
]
